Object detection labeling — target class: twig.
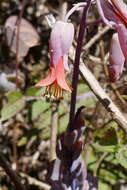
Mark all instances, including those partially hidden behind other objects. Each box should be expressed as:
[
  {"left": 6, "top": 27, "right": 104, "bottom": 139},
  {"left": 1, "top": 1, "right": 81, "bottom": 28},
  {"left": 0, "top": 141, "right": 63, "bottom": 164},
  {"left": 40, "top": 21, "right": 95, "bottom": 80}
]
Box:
[
  {"left": 69, "top": 22, "right": 127, "bottom": 131},
  {"left": 13, "top": 0, "right": 27, "bottom": 165},
  {"left": 79, "top": 61, "right": 127, "bottom": 132},
  {"left": 20, "top": 173, "right": 50, "bottom": 190},
  {"left": 16, "top": 0, "right": 27, "bottom": 87},
  {"left": 83, "top": 25, "right": 109, "bottom": 51},
  {"left": 94, "top": 152, "right": 108, "bottom": 177},
  {"left": 50, "top": 101, "right": 59, "bottom": 161},
  {"left": 0, "top": 152, "right": 26, "bottom": 190},
  {"left": 99, "top": 34, "right": 109, "bottom": 77},
  {"left": 111, "top": 83, "right": 126, "bottom": 105},
  {"left": 88, "top": 55, "right": 101, "bottom": 64},
  {"left": 69, "top": 0, "right": 91, "bottom": 131}
]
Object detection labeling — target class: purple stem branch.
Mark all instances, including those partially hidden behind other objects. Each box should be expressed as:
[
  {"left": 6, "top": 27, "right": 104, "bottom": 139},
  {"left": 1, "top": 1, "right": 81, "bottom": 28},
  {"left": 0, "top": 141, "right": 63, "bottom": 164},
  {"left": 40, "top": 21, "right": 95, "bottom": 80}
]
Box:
[{"left": 68, "top": 0, "right": 91, "bottom": 132}]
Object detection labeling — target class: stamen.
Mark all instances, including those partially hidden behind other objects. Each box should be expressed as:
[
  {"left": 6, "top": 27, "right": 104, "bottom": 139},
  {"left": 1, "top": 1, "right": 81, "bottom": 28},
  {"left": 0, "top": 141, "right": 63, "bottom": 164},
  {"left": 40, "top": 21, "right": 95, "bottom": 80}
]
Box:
[
  {"left": 43, "top": 82, "right": 64, "bottom": 99},
  {"left": 54, "top": 86, "right": 58, "bottom": 98},
  {"left": 54, "top": 83, "right": 61, "bottom": 99},
  {"left": 43, "top": 86, "right": 49, "bottom": 96},
  {"left": 43, "top": 86, "right": 50, "bottom": 98},
  {"left": 59, "top": 89, "right": 64, "bottom": 99}
]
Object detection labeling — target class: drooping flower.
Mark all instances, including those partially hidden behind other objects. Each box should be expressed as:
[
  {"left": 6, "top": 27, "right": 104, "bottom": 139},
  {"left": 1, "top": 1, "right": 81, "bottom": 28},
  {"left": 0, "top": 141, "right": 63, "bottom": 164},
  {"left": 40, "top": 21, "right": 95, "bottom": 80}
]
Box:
[
  {"left": 109, "top": 33, "right": 125, "bottom": 82},
  {"left": 96, "top": 0, "right": 127, "bottom": 81},
  {"left": 36, "top": 21, "right": 74, "bottom": 98},
  {"left": 36, "top": 2, "right": 88, "bottom": 98}
]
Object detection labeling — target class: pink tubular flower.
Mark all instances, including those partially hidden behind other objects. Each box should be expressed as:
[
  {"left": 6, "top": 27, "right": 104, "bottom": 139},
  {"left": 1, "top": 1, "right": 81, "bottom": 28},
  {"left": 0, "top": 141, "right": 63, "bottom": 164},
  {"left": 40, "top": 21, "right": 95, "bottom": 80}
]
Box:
[
  {"left": 36, "top": 21, "right": 74, "bottom": 98},
  {"left": 96, "top": 0, "right": 127, "bottom": 28},
  {"left": 96, "top": 0, "right": 127, "bottom": 81},
  {"left": 109, "top": 33, "right": 125, "bottom": 82}
]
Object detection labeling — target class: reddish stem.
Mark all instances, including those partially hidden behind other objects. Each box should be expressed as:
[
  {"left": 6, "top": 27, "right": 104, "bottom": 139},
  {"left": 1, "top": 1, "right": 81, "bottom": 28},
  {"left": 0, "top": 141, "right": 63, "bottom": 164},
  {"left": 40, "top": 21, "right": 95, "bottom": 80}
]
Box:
[
  {"left": 16, "top": 0, "right": 27, "bottom": 88},
  {"left": 68, "top": 0, "right": 91, "bottom": 132}
]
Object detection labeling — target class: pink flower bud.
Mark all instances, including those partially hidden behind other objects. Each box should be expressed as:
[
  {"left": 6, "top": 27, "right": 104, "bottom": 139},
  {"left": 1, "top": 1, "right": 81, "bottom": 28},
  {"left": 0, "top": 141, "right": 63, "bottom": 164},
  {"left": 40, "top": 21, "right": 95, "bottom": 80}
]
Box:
[
  {"left": 109, "top": 33, "right": 125, "bottom": 82},
  {"left": 116, "top": 24, "right": 127, "bottom": 60},
  {"left": 50, "top": 21, "right": 74, "bottom": 65},
  {"left": 96, "top": 0, "right": 127, "bottom": 82}
]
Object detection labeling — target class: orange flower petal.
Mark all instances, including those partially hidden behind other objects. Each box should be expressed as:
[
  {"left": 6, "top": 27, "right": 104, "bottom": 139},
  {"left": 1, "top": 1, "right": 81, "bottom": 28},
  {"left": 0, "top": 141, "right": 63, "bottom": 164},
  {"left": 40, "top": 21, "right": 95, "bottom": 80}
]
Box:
[
  {"left": 56, "top": 57, "right": 71, "bottom": 92},
  {"left": 35, "top": 66, "right": 56, "bottom": 87}
]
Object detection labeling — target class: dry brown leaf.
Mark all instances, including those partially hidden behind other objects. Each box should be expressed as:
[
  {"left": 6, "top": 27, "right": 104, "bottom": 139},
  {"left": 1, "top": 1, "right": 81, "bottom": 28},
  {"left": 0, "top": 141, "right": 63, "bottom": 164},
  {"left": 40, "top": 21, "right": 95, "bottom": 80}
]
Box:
[{"left": 5, "top": 16, "right": 40, "bottom": 57}]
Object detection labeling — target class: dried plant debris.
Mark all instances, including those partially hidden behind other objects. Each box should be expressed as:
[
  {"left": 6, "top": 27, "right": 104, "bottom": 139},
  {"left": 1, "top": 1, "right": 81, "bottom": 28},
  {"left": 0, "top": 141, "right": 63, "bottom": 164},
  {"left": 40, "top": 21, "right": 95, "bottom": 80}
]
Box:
[{"left": 5, "top": 16, "right": 39, "bottom": 57}]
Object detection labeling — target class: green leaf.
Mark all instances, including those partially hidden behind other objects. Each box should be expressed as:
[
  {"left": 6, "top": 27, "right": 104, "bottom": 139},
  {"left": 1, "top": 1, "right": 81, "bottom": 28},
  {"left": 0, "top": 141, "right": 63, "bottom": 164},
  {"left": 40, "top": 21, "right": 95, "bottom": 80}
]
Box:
[
  {"left": 99, "top": 128, "right": 118, "bottom": 146},
  {"left": 122, "top": 95, "right": 127, "bottom": 100},
  {"left": 35, "top": 88, "right": 45, "bottom": 96},
  {"left": 25, "top": 87, "right": 40, "bottom": 96},
  {"left": 84, "top": 146, "right": 98, "bottom": 165},
  {"left": 17, "top": 130, "right": 38, "bottom": 146},
  {"left": 7, "top": 90, "right": 23, "bottom": 103},
  {"left": 30, "top": 100, "right": 50, "bottom": 121},
  {"left": 92, "top": 141, "right": 118, "bottom": 152},
  {"left": 1, "top": 98, "right": 25, "bottom": 121},
  {"left": 59, "top": 114, "right": 68, "bottom": 133},
  {"left": 85, "top": 146, "right": 98, "bottom": 171},
  {"left": 77, "top": 83, "right": 97, "bottom": 108},
  {"left": 116, "top": 146, "right": 127, "bottom": 169},
  {"left": 17, "top": 136, "right": 27, "bottom": 147},
  {"left": 25, "top": 87, "right": 45, "bottom": 97},
  {"left": 99, "top": 181, "right": 112, "bottom": 190},
  {"left": 94, "top": 122, "right": 118, "bottom": 138},
  {"left": 35, "top": 110, "right": 51, "bottom": 129},
  {"left": 99, "top": 169, "right": 118, "bottom": 185},
  {"left": 93, "top": 127, "right": 118, "bottom": 153},
  {"left": 104, "top": 153, "right": 119, "bottom": 165}
]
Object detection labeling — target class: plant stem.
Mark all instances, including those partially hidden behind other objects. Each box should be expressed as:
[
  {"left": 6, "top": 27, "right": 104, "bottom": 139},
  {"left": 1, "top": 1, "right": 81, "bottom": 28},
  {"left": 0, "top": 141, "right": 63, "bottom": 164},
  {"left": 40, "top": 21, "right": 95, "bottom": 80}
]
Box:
[
  {"left": 64, "top": 2, "right": 87, "bottom": 22},
  {"left": 79, "top": 61, "right": 127, "bottom": 132},
  {"left": 68, "top": 0, "right": 91, "bottom": 132},
  {"left": 50, "top": 101, "right": 59, "bottom": 161},
  {"left": 0, "top": 152, "right": 26, "bottom": 190},
  {"left": 16, "top": 0, "right": 27, "bottom": 88}
]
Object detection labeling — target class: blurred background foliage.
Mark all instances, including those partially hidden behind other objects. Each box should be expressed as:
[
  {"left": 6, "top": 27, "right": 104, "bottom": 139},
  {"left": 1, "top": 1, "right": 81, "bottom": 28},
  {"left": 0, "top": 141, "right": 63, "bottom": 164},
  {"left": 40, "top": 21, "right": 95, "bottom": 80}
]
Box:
[{"left": 0, "top": 0, "right": 127, "bottom": 190}]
